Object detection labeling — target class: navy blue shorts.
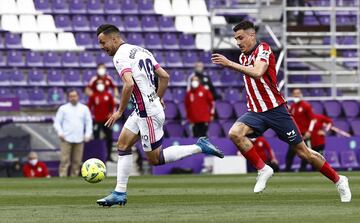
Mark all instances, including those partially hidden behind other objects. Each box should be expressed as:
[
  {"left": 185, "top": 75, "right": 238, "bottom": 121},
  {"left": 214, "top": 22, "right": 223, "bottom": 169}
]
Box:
[{"left": 237, "top": 104, "right": 303, "bottom": 145}]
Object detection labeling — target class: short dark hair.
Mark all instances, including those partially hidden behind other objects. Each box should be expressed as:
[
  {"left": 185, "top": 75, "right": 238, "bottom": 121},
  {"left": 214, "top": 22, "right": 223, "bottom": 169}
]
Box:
[
  {"left": 96, "top": 24, "right": 120, "bottom": 37},
  {"left": 233, "top": 20, "right": 255, "bottom": 32},
  {"left": 97, "top": 63, "right": 105, "bottom": 68},
  {"left": 67, "top": 88, "right": 78, "bottom": 96}
]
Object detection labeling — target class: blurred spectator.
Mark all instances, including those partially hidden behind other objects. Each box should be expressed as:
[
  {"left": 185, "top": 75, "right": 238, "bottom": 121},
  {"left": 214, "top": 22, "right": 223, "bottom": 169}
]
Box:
[
  {"left": 185, "top": 76, "right": 215, "bottom": 137},
  {"left": 88, "top": 79, "right": 116, "bottom": 161},
  {"left": 22, "top": 152, "right": 50, "bottom": 178},
  {"left": 300, "top": 113, "right": 333, "bottom": 171},
  {"left": 187, "top": 62, "right": 219, "bottom": 99},
  {"left": 285, "top": 88, "right": 314, "bottom": 171},
  {"left": 252, "top": 136, "right": 279, "bottom": 172},
  {"left": 85, "top": 63, "right": 119, "bottom": 100},
  {"left": 54, "top": 89, "right": 93, "bottom": 177}
]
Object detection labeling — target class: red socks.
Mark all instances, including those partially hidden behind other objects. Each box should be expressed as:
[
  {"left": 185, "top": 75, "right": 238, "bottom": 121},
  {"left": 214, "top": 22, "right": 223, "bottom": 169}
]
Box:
[
  {"left": 242, "top": 147, "right": 265, "bottom": 170},
  {"left": 319, "top": 162, "right": 340, "bottom": 183}
]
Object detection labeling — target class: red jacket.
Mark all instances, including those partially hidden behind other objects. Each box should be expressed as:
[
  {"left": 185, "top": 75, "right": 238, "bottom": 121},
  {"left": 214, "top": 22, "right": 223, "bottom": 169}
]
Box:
[
  {"left": 253, "top": 136, "right": 275, "bottom": 162},
  {"left": 185, "top": 85, "right": 214, "bottom": 123},
  {"left": 290, "top": 100, "right": 315, "bottom": 134},
  {"left": 22, "top": 161, "right": 50, "bottom": 178},
  {"left": 88, "top": 74, "right": 116, "bottom": 93},
  {"left": 88, "top": 91, "right": 115, "bottom": 122},
  {"left": 309, "top": 114, "right": 332, "bottom": 148}
]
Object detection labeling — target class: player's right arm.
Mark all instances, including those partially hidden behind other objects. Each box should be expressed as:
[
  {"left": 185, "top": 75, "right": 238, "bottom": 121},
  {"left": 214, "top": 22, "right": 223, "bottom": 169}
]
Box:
[{"left": 155, "top": 67, "right": 169, "bottom": 100}]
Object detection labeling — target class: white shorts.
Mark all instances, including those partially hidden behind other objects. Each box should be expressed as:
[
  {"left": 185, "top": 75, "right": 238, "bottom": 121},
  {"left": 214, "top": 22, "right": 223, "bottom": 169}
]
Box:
[{"left": 124, "top": 111, "right": 165, "bottom": 152}]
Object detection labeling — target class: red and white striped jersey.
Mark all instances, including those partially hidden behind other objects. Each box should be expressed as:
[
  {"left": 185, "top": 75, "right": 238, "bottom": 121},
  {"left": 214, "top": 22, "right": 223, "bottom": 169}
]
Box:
[{"left": 239, "top": 42, "right": 286, "bottom": 112}]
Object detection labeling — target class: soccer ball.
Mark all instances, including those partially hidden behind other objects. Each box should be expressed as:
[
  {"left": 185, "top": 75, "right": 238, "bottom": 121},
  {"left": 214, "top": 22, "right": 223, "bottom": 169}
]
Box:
[{"left": 81, "top": 158, "right": 106, "bottom": 183}]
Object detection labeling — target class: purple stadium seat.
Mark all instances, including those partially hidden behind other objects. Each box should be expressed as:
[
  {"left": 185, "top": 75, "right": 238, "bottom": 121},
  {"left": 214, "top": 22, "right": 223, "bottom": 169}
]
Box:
[
  {"left": 14, "top": 88, "right": 30, "bottom": 105},
  {"left": 0, "top": 53, "right": 6, "bottom": 66},
  {"left": 29, "top": 88, "right": 47, "bottom": 105},
  {"left": 124, "top": 16, "right": 142, "bottom": 31},
  {"left": 26, "top": 51, "right": 43, "bottom": 67},
  {"left": 104, "top": 0, "right": 122, "bottom": 14},
  {"left": 177, "top": 103, "right": 186, "bottom": 119},
  {"left": 307, "top": 75, "right": 322, "bottom": 83},
  {"left": 126, "top": 33, "right": 144, "bottom": 46},
  {"left": 324, "top": 100, "right": 342, "bottom": 118},
  {"left": 139, "top": 0, "right": 155, "bottom": 14},
  {"left": 350, "top": 119, "right": 360, "bottom": 136},
  {"left": 54, "top": 15, "right": 72, "bottom": 31},
  {"left": 96, "top": 52, "right": 112, "bottom": 66},
  {"left": 162, "top": 33, "right": 179, "bottom": 49},
  {"left": 141, "top": 16, "right": 159, "bottom": 31},
  {"left": 0, "top": 88, "right": 13, "bottom": 97},
  {"left": 70, "top": 0, "right": 86, "bottom": 14},
  {"left": 75, "top": 32, "right": 93, "bottom": 48},
  {"left": 208, "top": 122, "right": 223, "bottom": 138},
  {"left": 224, "top": 89, "right": 242, "bottom": 103},
  {"left": 106, "top": 15, "right": 125, "bottom": 31},
  {"left": 10, "top": 70, "right": 27, "bottom": 86},
  {"left": 309, "top": 88, "right": 326, "bottom": 97},
  {"left": 79, "top": 52, "right": 96, "bottom": 67},
  {"left": 198, "top": 51, "right": 213, "bottom": 66},
  {"left": 48, "top": 87, "right": 65, "bottom": 104},
  {"left": 52, "top": 0, "right": 69, "bottom": 13},
  {"left": 221, "top": 70, "right": 237, "bottom": 84},
  {"left": 289, "top": 75, "right": 306, "bottom": 83},
  {"left": 340, "top": 151, "right": 359, "bottom": 169},
  {"left": 165, "top": 121, "right": 185, "bottom": 137},
  {"left": 4, "top": 33, "right": 22, "bottom": 49},
  {"left": 122, "top": 0, "right": 138, "bottom": 14},
  {"left": 48, "top": 69, "right": 65, "bottom": 86},
  {"left": 221, "top": 120, "right": 235, "bottom": 135},
  {"left": 61, "top": 52, "right": 79, "bottom": 67},
  {"left": 182, "top": 51, "right": 198, "bottom": 67},
  {"left": 333, "top": 119, "right": 350, "bottom": 137},
  {"left": 163, "top": 90, "right": 173, "bottom": 102},
  {"left": 28, "top": 70, "right": 47, "bottom": 86},
  {"left": 87, "top": 0, "right": 103, "bottom": 14},
  {"left": 34, "top": 0, "right": 52, "bottom": 13},
  {"left": 89, "top": 15, "right": 106, "bottom": 31},
  {"left": 309, "top": 101, "right": 324, "bottom": 114},
  {"left": 144, "top": 33, "right": 162, "bottom": 49},
  {"left": 64, "top": 69, "right": 82, "bottom": 86},
  {"left": 166, "top": 52, "right": 183, "bottom": 67},
  {"left": 179, "top": 34, "right": 195, "bottom": 49},
  {"left": 164, "top": 101, "right": 178, "bottom": 119},
  {"left": 44, "top": 52, "right": 61, "bottom": 67},
  {"left": 152, "top": 50, "right": 165, "bottom": 66},
  {"left": 216, "top": 101, "right": 234, "bottom": 119},
  {"left": 7, "top": 51, "right": 25, "bottom": 67},
  {"left": 91, "top": 34, "right": 101, "bottom": 49},
  {"left": 0, "top": 70, "right": 10, "bottom": 86},
  {"left": 0, "top": 35, "right": 4, "bottom": 49},
  {"left": 172, "top": 88, "right": 186, "bottom": 103},
  {"left": 207, "top": 69, "right": 221, "bottom": 85},
  {"left": 170, "top": 69, "right": 186, "bottom": 85},
  {"left": 82, "top": 69, "right": 95, "bottom": 84},
  {"left": 233, "top": 102, "right": 248, "bottom": 117},
  {"left": 73, "top": 15, "right": 90, "bottom": 31},
  {"left": 342, "top": 100, "right": 359, "bottom": 118},
  {"left": 324, "top": 151, "right": 341, "bottom": 169},
  {"left": 159, "top": 17, "right": 176, "bottom": 31},
  {"left": 263, "top": 129, "right": 277, "bottom": 138}
]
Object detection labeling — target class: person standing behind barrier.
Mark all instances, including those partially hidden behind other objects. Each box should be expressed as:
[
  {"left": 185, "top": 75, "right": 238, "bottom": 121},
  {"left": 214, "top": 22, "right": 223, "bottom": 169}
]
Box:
[{"left": 54, "top": 89, "right": 93, "bottom": 177}]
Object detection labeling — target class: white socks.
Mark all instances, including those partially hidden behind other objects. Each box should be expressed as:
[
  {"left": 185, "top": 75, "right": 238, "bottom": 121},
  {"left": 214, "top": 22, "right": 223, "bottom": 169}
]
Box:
[
  {"left": 163, "top": 145, "right": 202, "bottom": 163},
  {"left": 115, "top": 154, "right": 133, "bottom": 193}
]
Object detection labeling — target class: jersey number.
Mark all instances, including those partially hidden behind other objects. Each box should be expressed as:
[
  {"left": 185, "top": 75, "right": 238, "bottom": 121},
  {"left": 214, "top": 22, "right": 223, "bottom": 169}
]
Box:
[{"left": 139, "top": 58, "right": 155, "bottom": 86}]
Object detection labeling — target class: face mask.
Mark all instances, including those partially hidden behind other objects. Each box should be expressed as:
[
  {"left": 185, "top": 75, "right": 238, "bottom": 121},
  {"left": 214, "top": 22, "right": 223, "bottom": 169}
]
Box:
[
  {"left": 29, "top": 159, "right": 38, "bottom": 166},
  {"left": 96, "top": 83, "right": 105, "bottom": 92},
  {"left": 293, "top": 97, "right": 302, "bottom": 103},
  {"left": 191, "top": 80, "right": 200, "bottom": 89},
  {"left": 97, "top": 67, "right": 106, "bottom": 76}
]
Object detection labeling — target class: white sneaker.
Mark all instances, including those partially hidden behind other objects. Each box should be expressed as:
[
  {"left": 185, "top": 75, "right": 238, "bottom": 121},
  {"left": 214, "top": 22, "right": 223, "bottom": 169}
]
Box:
[
  {"left": 336, "top": 175, "right": 351, "bottom": 202},
  {"left": 254, "top": 165, "right": 274, "bottom": 193}
]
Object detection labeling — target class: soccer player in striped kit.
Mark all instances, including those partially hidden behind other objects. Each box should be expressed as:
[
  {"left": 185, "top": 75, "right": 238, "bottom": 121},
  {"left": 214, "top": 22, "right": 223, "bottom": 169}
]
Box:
[{"left": 211, "top": 20, "right": 351, "bottom": 202}]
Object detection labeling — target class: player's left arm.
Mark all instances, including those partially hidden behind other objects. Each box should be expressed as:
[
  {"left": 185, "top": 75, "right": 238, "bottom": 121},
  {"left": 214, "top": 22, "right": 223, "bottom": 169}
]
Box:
[
  {"left": 154, "top": 67, "right": 169, "bottom": 99},
  {"left": 211, "top": 54, "right": 268, "bottom": 79}
]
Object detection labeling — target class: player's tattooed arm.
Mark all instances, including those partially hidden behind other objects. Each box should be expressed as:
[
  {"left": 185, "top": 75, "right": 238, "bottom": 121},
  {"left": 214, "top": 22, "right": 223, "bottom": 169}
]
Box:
[
  {"left": 211, "top": 53, "right": 268, "bottom": 79},
  {"left": 155, "top": 67, "right": 170, "bottom": 99}
]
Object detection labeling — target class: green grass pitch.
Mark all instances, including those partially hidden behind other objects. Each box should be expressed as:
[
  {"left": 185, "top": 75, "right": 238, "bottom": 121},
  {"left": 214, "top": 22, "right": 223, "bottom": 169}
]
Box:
[{"left": 0, "top": 172, "right": 359, "bottom": 223}]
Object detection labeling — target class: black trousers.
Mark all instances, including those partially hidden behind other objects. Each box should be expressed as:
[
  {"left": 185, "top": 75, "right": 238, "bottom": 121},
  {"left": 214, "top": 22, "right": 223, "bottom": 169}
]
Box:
[
  {"left": 93, "top": 121, "right": 113, "bottom": 161},
  {"left": 192, "top": 122, "right": 208, "bottom": 137},
  {"left": 285, "top": 139, "right": 310, "bottom": 172}
]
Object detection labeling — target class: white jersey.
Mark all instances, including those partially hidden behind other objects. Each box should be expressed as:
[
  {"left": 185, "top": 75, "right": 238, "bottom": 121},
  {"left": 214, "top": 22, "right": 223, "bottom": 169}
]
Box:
[{"left": 113, "top": 43, "right": 163, "bottom": 117}]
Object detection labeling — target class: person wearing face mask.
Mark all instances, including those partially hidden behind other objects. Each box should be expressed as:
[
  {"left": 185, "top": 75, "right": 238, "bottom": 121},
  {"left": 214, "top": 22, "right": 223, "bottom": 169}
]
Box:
[
  {"left": 86, "top": 63, "right": 120, "bottom": 100},
  {"left": 185, "top": 76, "right": 215, "bottom": 137},
  {"left": 88, "top": 80, "right": 116, "bottom": 161},
  {"left": 186, "top": 62, "right": 219, "bottom": 100},
  {"left": 54, "top": 89, "right": 93, "bottom": 177},
  {"left": 285, "top": 88, "right": 315, "bottom": 172},
  {"left": 22, "top": 152, "right": 50, "bottom": 178}
]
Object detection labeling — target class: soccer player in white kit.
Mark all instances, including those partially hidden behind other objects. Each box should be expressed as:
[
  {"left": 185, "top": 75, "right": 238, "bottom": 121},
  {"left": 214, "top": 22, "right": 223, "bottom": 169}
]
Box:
[{"left": 95, "top": 24, "right": 224, "bottom": 207}]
